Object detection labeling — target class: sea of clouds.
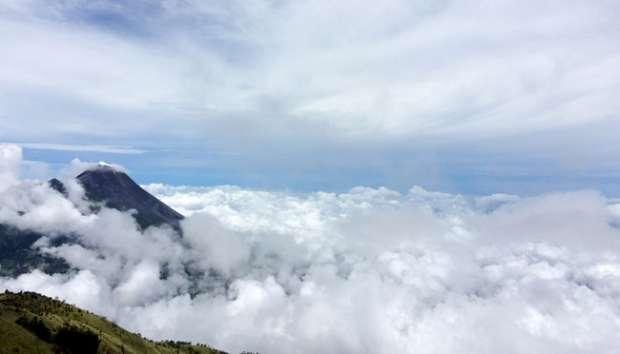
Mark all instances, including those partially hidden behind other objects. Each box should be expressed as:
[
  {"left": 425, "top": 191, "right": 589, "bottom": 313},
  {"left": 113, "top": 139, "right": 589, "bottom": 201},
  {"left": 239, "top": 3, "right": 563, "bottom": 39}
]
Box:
[{"left": 1, "top": 143, "right": 620, "bottom": 354}]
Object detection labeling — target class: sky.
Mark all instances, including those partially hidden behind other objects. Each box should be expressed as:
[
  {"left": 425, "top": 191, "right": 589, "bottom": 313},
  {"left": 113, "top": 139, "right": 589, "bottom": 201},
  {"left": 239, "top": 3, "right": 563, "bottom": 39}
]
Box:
[
  {"left": 3, "top": 3, "right": 620, "bottom": 351},
  {"left": 1, "top": 0, "right": 620, "bottom": 194}
]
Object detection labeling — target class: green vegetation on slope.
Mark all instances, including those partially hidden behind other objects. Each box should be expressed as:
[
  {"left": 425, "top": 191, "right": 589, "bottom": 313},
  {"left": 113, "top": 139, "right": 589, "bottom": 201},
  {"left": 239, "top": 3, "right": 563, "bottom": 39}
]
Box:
[{"left": 0, "top": 291, "right": 227, "bottom": 354}]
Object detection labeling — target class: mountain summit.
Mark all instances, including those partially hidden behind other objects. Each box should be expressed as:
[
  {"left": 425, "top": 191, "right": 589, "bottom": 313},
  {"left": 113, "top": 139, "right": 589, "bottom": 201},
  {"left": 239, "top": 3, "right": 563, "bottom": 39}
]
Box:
[{"left": 75, "top": 165, "right": 184, "bottom": 230}]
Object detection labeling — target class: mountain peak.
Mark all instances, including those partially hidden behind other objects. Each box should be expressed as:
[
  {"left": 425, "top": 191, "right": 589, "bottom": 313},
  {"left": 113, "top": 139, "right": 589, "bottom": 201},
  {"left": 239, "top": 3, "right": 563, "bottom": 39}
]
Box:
[
  {"left": 79, "top": 161, "right": 126, "bottom": 174},
  {"left": 76, "top": 168, "right": 184, "bottom": 231}
]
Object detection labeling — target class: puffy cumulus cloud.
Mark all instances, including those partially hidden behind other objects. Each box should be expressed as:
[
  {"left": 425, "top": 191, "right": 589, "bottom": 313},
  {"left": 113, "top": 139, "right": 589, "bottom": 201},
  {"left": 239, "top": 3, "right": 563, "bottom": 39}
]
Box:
[
  {"left": 2, "top": 149, "right": 620, "bottom": 353},
  {"left": 0, "top": 143, "right": 21, "bottom": 191},
  {"left": 183, "top": 213, "right": 251, "bottom": 276},
  {"left": 141, "top": 184, "right": 620, "bottom": 353},
  {"left": 1, "top": 269, "right": 113, "bottom": 315},
  {"left": 0, "top": 145, "right": 91, "bottom": 233}
]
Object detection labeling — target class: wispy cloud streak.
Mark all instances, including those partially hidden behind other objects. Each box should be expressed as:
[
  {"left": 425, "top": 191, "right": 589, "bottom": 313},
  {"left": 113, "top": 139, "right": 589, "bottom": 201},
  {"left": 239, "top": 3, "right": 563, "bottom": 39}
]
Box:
[{"left": 13, "top": 143, "right": 146, "bottom": 154}]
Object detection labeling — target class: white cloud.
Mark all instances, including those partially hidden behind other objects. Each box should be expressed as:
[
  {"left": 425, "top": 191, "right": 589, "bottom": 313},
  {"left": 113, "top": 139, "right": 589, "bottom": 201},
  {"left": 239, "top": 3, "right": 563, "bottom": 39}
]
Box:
[
  {"left": 114, "top": 260, "right": 170, "bottom": 306},
  {"left": 183, "top": 213, "right": 251, "bottom": 276},
  {"left": 2, "top": 145, "right": 620, "bottom": 353},
  {"left": 1, "top": 0, "right": 619, "bottom": 143},
  {"left": 0, "top": 144, "right": 21, "bottom": 192}
]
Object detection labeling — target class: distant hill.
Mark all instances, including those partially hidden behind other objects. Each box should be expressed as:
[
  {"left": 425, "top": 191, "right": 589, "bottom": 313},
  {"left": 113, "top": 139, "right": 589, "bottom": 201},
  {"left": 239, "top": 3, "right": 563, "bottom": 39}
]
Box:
[{"left": 0, "top": 290, "right": 226, "bottom": 354}]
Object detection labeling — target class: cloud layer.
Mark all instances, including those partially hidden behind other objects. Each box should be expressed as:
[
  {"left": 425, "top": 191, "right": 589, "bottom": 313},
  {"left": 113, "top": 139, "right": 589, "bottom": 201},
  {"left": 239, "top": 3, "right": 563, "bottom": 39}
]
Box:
[
  {"left": 1, "top": 144, "right": 620, "bottom": 353},
  {"left": 2, "top": 0, "right": 619, "bottom": 140}
]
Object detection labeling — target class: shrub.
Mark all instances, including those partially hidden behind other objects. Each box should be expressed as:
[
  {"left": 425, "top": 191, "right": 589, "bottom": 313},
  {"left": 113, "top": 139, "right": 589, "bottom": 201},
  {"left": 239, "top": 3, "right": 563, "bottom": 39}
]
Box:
[
  {"left": 54, "top": 324, "right": 100, "bottom": 354},
  {"left": 15, "top": 315, "right": 52, "bottom": 342}
]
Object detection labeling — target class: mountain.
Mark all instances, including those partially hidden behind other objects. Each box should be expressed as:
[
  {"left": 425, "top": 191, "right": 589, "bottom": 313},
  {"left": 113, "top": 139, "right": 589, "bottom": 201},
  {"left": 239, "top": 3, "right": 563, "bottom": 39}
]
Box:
[
  {"left": 0, "top": 290, "right": 226, "bottom": 354},
  {"left": 0, "top": 166, "right": 184, "bottom": 277},
  {"left": 76, "top": 166, "right": 184, "bottom": 230},
  {"left": 0, "top": 171, "right": 229, "bottom": 354},
  {"left": 0, "top": 224, "right": 70, "bottom": 276},
  {"left": 56, "top": 164, "right": 184, "bottom": 231}
]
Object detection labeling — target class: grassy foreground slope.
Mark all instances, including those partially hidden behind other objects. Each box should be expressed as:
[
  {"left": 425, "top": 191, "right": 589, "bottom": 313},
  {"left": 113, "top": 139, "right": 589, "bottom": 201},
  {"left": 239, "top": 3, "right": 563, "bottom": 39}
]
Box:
[{"left": 0, "top": 291, "right": 227, "bottom": 354}]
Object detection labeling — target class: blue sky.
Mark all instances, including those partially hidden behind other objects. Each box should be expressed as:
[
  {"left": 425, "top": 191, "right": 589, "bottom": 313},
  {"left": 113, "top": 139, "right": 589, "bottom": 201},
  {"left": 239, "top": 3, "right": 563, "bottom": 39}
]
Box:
[{"left": 2, "top": 0, "right": 620, "bottom": 195}]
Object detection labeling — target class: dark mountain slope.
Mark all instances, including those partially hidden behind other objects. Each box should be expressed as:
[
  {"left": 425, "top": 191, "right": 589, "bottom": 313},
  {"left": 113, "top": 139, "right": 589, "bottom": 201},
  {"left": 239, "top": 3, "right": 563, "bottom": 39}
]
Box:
[
  {"left": 0, "top": 224, "right": 69, "bottom": 277},
  {"left": 48, "top": 178, "right": 67, "bottom": 196},
  {"left": 76, "top": 166, "right": 184, "bottom": 230},
  {"left": 0, "top": 291, "right": 226, "bottom": 354}
]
